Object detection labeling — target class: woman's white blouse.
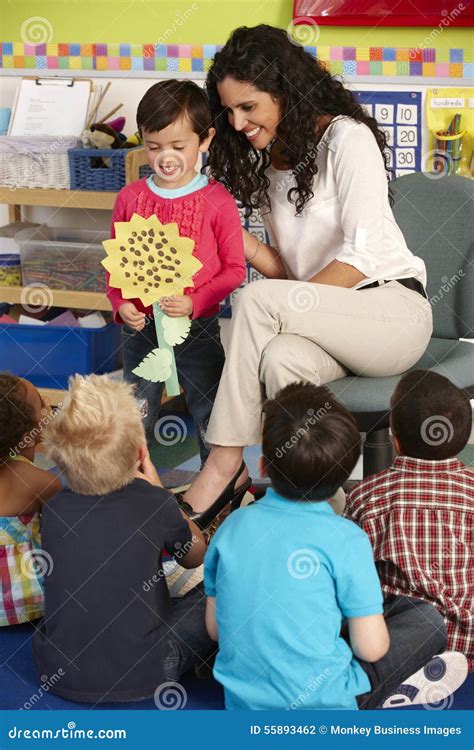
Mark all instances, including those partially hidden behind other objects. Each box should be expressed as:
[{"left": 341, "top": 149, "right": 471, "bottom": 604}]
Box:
[{"left": 262, "top": 116, "right": 427, "bottom": 288}]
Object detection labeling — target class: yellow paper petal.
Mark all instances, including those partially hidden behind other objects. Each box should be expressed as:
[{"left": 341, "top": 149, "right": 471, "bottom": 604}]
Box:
[{"left": 102, "top": 213, "right": 203, "bottom": 305}]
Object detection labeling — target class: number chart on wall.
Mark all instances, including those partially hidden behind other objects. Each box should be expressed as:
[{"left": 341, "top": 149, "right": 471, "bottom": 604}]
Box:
[{"left": 355, "top": 90, "right": 422, "bottom": 178}]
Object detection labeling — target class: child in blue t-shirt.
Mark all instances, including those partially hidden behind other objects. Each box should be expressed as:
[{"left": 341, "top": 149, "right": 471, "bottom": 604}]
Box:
[{"left": 204, "top": 382, "right": 447, "bottom": 710}]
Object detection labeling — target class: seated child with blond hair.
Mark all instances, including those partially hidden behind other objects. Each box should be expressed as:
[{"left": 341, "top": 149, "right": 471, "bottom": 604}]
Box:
[
  {"left": 0, "top": 374, "right": 61, "bottom": 627},
  {"left": 33, "top": 374, "right": 213, "bottom": 703}
]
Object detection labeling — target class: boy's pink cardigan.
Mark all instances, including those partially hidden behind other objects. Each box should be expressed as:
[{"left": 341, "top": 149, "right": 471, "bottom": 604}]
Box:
[{"left": 106, "top": 178, "right": 247, "bottom": 321}]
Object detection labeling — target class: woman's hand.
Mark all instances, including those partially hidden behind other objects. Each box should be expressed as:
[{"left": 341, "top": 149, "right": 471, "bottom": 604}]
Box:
[
  {"left": 159, "top": 295, "right": 193, "bottom": 317},
  {"left": 308, "top": 259, "right": 368, "bottom": 288},
  {"left": 243, "top": 229, "right": 287, "bottom": 280}
]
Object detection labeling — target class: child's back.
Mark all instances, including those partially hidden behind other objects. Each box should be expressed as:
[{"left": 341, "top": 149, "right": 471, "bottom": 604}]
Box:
[
  {"left": 34, "top": 477, "right": 196, "bottom": 702},
  {"left": 345, "top": 370, "right": 473, "bottom": 670},
  {"left": 205, "top": 383, "right": 389, "bottom": 710},
  {"left": 205, "top": 489, "right": 383, "bottom": 709},
  {"left": 33, "top": 374, "right": 210, "bottom": 702}
]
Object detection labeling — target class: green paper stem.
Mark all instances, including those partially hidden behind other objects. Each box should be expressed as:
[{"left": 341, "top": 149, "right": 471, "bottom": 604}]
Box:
[{"left": 153, "top": 303, "right": 180, "bottom": 396}]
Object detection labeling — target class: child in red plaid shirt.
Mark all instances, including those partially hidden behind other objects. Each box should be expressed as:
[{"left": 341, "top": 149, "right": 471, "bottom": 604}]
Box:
[{"left": 345, "top": 370, "right": 472, "bottom": 698}]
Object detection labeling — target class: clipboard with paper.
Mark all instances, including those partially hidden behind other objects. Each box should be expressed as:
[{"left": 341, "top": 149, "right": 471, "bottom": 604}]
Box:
[{"left": 9, "top": 77, "right": 93, "bottom": 137}]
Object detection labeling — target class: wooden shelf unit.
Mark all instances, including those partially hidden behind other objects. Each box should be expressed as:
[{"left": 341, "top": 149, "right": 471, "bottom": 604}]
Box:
[
  {"left": 0, "top": 285, "right": 111, "bottom": 312},
  {"left": 0, "top": 186, "right": 117, "bottom": 222},
  {"left": 0, "top": 148, "right": 179, "bottom": 406},
  {"left": 1, "top": 168, "right": 124, "bottom": 404},
  {"left": 1, "top": 145, "right": 148, "bottom": 220}
]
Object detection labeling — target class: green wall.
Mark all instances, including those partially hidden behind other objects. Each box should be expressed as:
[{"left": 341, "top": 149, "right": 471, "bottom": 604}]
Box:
[{"left": 2, "top": 0, "right": 472, "bottom": 52}]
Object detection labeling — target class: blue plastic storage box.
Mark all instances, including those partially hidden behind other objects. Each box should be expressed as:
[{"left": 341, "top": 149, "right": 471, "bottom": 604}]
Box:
[{"left": 0, "top": 321, "right": 121, "bottom": 389}]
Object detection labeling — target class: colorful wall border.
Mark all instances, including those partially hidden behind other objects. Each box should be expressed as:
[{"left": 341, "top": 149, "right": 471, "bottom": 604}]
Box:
[{"left": 0, "top": 43, "right": 472, "bottom": 78}]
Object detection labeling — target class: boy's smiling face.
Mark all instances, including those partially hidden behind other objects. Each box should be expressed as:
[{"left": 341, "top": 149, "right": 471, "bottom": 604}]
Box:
[{"left": 142, "top": 115, "right": 214, "bottom": 189}]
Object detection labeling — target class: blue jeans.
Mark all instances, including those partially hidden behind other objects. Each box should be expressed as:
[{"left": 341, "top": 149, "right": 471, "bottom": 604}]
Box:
[
  {"left": 122, "top": 314, "right": 225, "bottom": 464},
  {"left": 163, "top": 583, "right": 216, "bottom": 680},
  {"left": 355, "top": 595, "right": 447, "bottom": 709}
]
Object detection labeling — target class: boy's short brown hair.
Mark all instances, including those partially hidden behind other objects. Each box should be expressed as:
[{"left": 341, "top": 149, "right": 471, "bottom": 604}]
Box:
[
  {"left": 137, "top": 79, "right": 211, "bottom": 141},
  {"left": 391, "top": 369, "right": 471, "bottom": 460},
  {"left": 42, "top": 375, "right": 145, "bottom": 495},
  {"left": 262, "top": 382, "right": 361, "bottom": 501}
]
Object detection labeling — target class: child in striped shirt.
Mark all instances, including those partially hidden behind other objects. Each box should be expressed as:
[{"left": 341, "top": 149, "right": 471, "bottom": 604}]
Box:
[{"left": 0, "top": 374, "right": 61, "bottom": 626}]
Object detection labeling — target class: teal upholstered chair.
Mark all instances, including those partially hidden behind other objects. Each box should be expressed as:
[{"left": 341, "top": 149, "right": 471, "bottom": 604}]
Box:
[{"left": 329, "top": 173, "right": 474, "bottom": 478}]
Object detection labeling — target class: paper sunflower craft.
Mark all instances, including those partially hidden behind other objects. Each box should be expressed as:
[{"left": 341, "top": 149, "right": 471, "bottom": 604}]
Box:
[{"left": 102, "top": 213, "right": 203, "bottom": 395}]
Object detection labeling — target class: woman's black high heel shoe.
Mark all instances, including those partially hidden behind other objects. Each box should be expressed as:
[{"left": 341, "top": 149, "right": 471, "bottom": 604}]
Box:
[{"left": 177, "top": 461, "right": 251, "bottom": 530}]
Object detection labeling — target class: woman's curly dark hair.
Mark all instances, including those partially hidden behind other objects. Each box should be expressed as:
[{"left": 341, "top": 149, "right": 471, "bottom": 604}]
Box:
[
  {"left": 206, "top": 24, "right": 392, "bottom": 215},
  {"left": 0, "top": 373, "right": 36, "bottom": 462}
]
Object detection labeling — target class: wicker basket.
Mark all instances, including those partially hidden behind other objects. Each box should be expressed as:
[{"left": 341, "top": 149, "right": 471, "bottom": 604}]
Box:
[
  {"left": 68, "top": 145, "right": 152, "bottom": 192},
  {"left": 0, "top": 135, "right": 79, "bottom": 189}
]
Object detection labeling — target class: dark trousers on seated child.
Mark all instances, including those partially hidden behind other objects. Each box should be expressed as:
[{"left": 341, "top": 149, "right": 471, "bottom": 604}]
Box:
[
  {"left": 122, "top": 313, "right": 225, "bottom": 465},
  {"left": 164, "top": 583, "right": 216, "bottom": 680},
  {"left": 347, "top": 595, "right": 447, "bottom": 709}
]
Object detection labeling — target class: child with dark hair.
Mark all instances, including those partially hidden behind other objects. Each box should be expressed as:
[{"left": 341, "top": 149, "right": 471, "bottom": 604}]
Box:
[
  {"left": 204, "top": 382, "right": 448, "bottom": 710},
  {"left": 345, "top": 369, "right": 472, "bottom": 694},
  {"left": 0, "top": 374, "right": 61, "bottom": 626},
  {"left": 106, "top": 79, "right": 246, "bottom": 465}
]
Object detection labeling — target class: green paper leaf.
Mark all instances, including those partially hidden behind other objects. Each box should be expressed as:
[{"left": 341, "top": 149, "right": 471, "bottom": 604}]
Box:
[
  {"left": 162, "top": 315, "right": 192, "bottom": 346},
  {"left": 132, "top": 348, "right": 172, "bottom": 383}
]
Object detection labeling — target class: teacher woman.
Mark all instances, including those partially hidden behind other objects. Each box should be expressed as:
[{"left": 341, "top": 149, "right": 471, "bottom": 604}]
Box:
[{"left": 180, "top": 24, "right": 433, "bottom": 527}]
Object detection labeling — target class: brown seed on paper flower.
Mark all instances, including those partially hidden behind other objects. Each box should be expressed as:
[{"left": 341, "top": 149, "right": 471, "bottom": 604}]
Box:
[{"left": 102, "top": 213, "right": 202, "bottom": 306}]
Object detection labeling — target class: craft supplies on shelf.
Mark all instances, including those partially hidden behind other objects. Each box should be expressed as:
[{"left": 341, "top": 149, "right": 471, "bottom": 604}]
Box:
[
  {"left": 0, "top": 254, "right": 21, "bottom": 286},
  {"left": 16, "top": 225, "right": 109, "bottom": 293},
  {"left": 0, "top": 222, "right": 32, "bottom": 285},
  {"left": 426, "top": 88, "right": 473, "bottom": 178},
  {"left": 0, "top": 221, "right": 42, "bottom": 286},
  {"left": 433, "top": 114, "right": 465, "bottom": 175},
  {"left": 11, "top": 310, "right": 107, "bottom": 328}
]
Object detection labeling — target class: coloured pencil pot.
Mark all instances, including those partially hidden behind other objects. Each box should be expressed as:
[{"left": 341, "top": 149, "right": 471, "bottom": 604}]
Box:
[{"left": 432, "top": 130, "right": 466, "bottom": 175}]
